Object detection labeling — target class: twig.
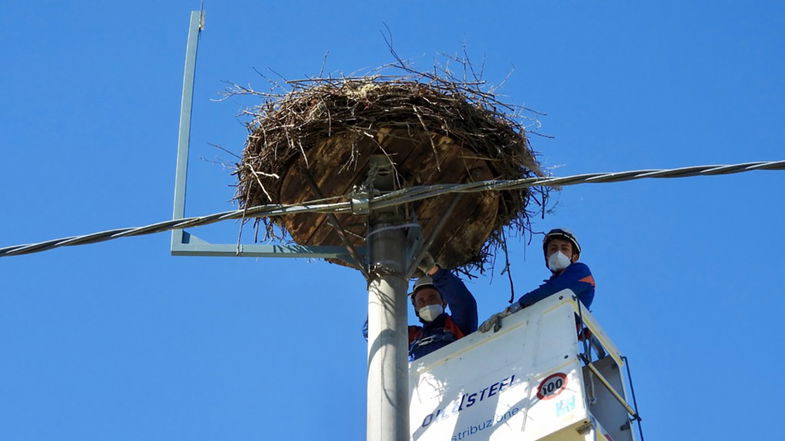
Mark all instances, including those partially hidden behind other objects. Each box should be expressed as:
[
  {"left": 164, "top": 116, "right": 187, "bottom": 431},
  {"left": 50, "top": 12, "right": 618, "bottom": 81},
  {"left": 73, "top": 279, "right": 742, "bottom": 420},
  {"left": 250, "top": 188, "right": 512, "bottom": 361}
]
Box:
[{"left": 208, "top": 142, "right": 242, "bottom": 159}]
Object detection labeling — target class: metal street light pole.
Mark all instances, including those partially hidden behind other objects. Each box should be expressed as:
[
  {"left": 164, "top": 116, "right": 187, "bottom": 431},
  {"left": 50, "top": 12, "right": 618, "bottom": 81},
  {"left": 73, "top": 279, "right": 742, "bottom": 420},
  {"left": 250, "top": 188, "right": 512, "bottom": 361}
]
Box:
[{"left": 366, "top": 156, "right": 410, "bottom": 441}]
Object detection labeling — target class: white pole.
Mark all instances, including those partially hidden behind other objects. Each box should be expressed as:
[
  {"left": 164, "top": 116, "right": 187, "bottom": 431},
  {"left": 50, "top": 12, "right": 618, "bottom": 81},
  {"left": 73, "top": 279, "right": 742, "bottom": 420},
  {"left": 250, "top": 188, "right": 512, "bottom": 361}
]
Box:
[{"left": 366, "top": 156, "right": 410, "bottom": 441}]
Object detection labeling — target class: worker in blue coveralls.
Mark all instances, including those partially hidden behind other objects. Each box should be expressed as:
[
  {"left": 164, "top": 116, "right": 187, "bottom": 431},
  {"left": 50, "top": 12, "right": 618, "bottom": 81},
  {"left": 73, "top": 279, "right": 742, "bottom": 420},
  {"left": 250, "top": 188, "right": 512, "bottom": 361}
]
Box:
[
  {"left": 479, "top": 228, "right": 595, "bottom": 333},
  {"left": 408, "top": 254, "right": 478, "bottom": 360}
]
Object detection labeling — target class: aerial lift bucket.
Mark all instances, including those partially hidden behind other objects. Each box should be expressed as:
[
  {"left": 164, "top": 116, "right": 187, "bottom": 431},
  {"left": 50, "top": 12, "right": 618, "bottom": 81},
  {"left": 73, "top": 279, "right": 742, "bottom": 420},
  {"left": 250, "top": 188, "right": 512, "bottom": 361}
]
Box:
[{"left": 409, "top": 290, "right": 640, "bottom": 441}]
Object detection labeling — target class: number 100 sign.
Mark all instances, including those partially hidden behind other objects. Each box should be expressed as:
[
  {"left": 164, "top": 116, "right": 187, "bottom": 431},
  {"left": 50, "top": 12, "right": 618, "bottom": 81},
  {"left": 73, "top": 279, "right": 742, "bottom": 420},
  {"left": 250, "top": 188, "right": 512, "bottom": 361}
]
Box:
[{"left": 536, "top": 373, "right": 568, "bottom": 400}]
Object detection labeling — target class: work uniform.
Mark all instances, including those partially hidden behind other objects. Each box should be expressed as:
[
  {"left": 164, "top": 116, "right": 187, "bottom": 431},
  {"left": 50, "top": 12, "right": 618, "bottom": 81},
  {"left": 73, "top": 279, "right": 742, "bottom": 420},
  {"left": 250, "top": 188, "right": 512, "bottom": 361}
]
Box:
[
  {"left": 516, "top": 262, "right": 595, "bottom": 309},
  {"left": 409, "top": 268, "right": 478, "bottom": 361}
]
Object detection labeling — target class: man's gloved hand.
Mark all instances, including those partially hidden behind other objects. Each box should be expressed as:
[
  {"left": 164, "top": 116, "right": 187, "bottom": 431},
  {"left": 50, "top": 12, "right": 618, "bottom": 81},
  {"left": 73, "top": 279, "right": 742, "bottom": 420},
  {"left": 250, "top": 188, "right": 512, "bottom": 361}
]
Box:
[
  {"left": 507, "top": 302, "right": 523, "bottom": 314},
  {"left": 417, "top": 252, "right": 437, "bottom": 275},
  {"left": 479, "top": 311, "right": 509, "bottom": 333},
  {"left": 478, "top": 302, "right": 524, "bottom": 333}
]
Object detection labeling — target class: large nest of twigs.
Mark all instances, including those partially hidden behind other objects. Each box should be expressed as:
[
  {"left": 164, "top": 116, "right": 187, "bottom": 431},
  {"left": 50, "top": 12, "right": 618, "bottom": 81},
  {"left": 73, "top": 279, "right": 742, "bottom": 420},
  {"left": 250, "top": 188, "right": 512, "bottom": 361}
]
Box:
[{"left": 234, "top": 67, "right": 548, "bottom": 274}]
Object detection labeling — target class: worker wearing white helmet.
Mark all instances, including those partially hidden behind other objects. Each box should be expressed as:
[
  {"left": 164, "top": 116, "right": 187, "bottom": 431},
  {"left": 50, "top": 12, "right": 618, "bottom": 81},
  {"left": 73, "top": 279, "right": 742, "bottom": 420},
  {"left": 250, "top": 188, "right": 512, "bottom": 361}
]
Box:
[
  {"left": 408, "top": 254, "right": 478, "bottom": 360},
  {"left": 479, "top": 228, "right": 595, "bottom": 332}
]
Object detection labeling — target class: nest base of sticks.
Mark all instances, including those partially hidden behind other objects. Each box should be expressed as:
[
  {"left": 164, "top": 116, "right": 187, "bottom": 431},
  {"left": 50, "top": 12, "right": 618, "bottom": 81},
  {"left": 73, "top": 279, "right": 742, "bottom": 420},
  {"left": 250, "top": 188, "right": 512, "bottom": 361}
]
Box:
[
  {"left": 279, "top": 128, "right": 498, "bottom": 270},
  {"left": 236, "top": 78, "right": 545, "bottom": 273}
]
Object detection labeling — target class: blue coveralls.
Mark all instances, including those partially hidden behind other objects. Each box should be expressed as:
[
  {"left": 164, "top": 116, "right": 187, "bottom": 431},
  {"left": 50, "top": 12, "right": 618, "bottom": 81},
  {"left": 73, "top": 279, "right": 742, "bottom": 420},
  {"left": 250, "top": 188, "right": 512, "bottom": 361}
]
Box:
[
  {"left": 515, "top": 262, "right": 595, "bottom": 309},
  {"left": 408, "top": 268, "right": 478, "bottom": 361}
]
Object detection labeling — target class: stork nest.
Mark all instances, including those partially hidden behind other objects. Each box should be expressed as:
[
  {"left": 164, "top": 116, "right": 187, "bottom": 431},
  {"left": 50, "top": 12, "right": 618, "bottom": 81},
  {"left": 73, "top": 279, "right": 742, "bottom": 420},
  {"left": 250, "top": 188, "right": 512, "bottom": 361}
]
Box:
[{"left": 233, "top": 68, "right": 549, "bottom": 274}]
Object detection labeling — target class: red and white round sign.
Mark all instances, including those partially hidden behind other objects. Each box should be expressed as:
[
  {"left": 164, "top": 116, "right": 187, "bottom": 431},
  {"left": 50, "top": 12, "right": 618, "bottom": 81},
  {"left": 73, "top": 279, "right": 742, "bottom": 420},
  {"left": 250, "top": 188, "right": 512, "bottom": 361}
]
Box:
[{"left": 536, "top": 373, "right": 568, "bottom": 400}]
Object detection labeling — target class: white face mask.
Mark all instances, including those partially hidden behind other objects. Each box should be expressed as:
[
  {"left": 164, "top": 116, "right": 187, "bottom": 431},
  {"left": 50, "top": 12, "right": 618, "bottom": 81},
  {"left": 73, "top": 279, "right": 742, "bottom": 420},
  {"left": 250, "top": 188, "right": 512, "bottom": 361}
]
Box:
[
  {"left": 418, "top": 304, "right": 444, "bottom": 322},
  {"left": 547, "top": 251, "right": 572, "bottom": 272}
]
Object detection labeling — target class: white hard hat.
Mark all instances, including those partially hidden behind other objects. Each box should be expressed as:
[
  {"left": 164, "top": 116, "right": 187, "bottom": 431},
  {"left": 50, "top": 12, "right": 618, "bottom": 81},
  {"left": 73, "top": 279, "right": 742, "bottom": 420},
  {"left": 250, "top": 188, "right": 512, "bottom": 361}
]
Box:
[
  {"left": 409, "top": 275, "right": 436, "bottom": 305},
  {"left": 543, "top": 228, "right": 581, "bottom": 262}
]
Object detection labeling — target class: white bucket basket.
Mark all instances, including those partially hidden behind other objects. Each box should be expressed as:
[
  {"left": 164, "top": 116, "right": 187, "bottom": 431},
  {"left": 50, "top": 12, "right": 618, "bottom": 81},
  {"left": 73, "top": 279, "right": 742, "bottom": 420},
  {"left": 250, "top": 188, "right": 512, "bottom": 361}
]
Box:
[{"left": 409, "top": 290, "right": 638, "bottom": 441}]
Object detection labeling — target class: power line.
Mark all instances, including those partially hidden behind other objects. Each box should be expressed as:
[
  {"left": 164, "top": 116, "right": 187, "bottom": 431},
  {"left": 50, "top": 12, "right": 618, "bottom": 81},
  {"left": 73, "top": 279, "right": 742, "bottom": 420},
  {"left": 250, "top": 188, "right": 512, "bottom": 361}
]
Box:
[
  {"left": 0, "top": 201, "right": 352, "bottom": 257},
  {"left": 2, "top": 160, "right": 784, "bottom": 257}
]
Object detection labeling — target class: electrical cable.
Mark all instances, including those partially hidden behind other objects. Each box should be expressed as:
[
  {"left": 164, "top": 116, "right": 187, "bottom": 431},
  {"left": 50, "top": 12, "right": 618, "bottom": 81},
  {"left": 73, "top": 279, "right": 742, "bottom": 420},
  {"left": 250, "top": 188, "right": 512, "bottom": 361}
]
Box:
[{"left": 2, "top": 160, "right": 784, "bottom": 257}]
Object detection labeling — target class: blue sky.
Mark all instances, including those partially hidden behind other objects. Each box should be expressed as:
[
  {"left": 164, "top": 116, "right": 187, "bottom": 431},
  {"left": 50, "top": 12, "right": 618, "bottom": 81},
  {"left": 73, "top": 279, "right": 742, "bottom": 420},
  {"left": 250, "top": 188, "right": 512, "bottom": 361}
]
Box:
[{"left": 1, "top": 1, "right": 784, "bottom": 440}]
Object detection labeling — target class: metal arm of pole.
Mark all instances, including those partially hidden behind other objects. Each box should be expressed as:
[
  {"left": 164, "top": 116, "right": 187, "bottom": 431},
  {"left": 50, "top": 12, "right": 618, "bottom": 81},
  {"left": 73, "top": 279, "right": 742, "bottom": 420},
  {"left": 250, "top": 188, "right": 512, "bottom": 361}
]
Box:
[
  {"left": 171, "top": 10, "right": 203, "bottom": 252},
  {"left": 405, "top": 193, "right": 463, "bottom": 278}
]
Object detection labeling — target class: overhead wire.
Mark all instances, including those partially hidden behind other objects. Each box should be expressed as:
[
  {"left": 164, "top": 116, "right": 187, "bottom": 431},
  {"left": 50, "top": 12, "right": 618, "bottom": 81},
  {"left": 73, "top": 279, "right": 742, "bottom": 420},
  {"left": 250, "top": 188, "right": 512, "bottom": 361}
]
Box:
[{"left": 1, "top": 159, "right": 784, "bottom": 257}]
